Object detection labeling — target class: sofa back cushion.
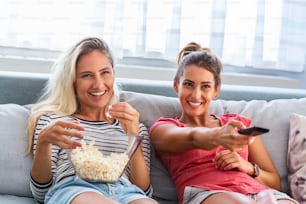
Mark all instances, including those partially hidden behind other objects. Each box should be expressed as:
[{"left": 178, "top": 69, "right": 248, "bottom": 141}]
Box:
[{"left": 0, "top": 104, "right": 33, "bottom": 197}]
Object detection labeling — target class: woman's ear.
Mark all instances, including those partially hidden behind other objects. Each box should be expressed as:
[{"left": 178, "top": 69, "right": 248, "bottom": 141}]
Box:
[
  {"left": 173, "top": 80, "right": 179, "bottom": 93},
  {"left": 214, "top": 85, "right": 221, "bottom": 99}
]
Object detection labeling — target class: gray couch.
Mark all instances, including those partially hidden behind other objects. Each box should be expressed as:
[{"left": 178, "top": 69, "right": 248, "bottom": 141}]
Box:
[{"left": 1, "top": 71, "right": 306, "bottom": 204}]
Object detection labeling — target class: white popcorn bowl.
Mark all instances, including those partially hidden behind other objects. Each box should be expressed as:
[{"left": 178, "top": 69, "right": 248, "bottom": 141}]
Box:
[{"left": 69, "top": 130, "right": 143, "bottom": 182}]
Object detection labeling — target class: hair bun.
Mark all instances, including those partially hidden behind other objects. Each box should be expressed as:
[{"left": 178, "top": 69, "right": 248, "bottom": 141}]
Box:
[{"left": 177, "top": 42, "right": 211, "bottom": 64}]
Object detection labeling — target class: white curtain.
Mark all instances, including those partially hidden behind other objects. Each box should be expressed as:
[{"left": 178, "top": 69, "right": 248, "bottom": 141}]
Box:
[{"left": 1, "top": 0, "right": 305, "bottom": 72}]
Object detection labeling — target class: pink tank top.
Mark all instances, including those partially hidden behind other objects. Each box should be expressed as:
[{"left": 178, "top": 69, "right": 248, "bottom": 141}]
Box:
[{"left": 150, "top": 114, "right": 269, "bottom": 203}]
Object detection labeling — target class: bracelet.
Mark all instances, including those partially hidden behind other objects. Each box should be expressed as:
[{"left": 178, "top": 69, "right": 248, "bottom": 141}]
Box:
[{"left": 250, "top": 162, "right": 260, "bottom": 178}]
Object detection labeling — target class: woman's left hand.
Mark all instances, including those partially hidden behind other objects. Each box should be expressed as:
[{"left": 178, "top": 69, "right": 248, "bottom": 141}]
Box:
[
  {"left": 214, "top": 149, "right": 254, "bottom": 175},
  {"left": 107, "top": 102, "right": 139, "bottom": 135},
  {"left": 109, "top": 102, "right": 150, "bottom": 190}
]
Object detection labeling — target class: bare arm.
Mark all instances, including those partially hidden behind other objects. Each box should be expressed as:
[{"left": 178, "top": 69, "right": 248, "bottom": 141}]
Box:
[
  {"left": 129, "top": 145, "right": 151, "bottom": 191},
  {"left": 31, "top": 140, "right": 52, "bottom": 183},
  {"left": 248, "top": 137, "right": 282, "bottom": 191},
  {"left": 150, "top": 120, "right": 252, "bottom": 156},
  {"left": 108, "top": 102, "right": 150, "bottom": 191}
]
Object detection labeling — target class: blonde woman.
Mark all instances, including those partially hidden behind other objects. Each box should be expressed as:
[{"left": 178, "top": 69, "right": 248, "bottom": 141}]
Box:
[{"left": 27, "top": 37, "right": 157, "bottom": 204}]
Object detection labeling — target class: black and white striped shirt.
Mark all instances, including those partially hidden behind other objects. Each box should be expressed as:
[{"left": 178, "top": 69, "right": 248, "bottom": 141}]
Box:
[{"left": 30, "top": 113, "right": 152, "bottom": 203}]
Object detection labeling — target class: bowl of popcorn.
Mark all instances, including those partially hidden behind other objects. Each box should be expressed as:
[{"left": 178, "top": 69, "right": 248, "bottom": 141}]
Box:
[{"left": 69, "top": 131, "right": 143, "bottom": 182}]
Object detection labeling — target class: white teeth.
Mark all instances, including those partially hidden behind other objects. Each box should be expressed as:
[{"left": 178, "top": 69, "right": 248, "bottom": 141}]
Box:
[
  {"left": 91, "top": 91, "right": 106, "bottom": 96},
  {"left": 189, "top": 101, "right": 202, "bottom": 107}
]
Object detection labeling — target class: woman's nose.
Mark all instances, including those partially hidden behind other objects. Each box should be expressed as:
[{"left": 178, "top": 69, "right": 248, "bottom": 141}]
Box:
[
  {"left": 92, "top": 76, "right": 104, "bottom": 88},
  {"left": 191, "top": 87, "right": 202, "bottom": 98}
]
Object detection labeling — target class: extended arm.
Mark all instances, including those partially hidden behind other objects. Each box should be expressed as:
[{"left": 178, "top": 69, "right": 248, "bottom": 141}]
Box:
[{"left": 150, "top": 120, "right": 252, "bottom": 156}]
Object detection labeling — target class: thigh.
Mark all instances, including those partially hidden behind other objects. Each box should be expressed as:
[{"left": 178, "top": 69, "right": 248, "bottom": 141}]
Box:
[
  {"left": 71, "top": 192, "right": 119, "bottom": 204},
  {"left": 183, "top": 186, "right": 256, "bottom": 204},
  {"left": 203, "top": 192, "right": 257, "bottom": 204},
  {"left": 45, "top": 176, "right": 103, "bottom": 204},
  {"left": 108, "top": 179, "right": 150, "bottom": 203},
  {"left": 128, "top": 198, "right": 158, "bottom": 204},
  {"left": 257, "top": 190, "right": 299, "bottom": 204}
]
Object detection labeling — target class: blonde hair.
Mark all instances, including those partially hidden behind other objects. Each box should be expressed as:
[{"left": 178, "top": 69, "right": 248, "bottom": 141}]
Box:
[
  {"left": 174, "top": 42, "right": 222, "bottom": 89},
  {"left": 26, "top": 37, "right": 120, "bottom": 155}
]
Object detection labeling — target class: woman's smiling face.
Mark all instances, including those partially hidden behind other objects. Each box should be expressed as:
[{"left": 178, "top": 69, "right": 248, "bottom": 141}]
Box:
[
  {"left": 74, "top": 50, "right": 114, "bottom": 114},
  {"left": 174, "top": 65, "right": 219, "bottom": 118}
]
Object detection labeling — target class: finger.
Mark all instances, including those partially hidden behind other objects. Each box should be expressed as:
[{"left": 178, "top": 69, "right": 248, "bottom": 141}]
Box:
[
  {"left": 63, "top": 128, "right": 84, "bottom": 139},
  {"left": 215, "top": 157, "right": 231, "bottom": 170},
  {"left": 215, "top": 150, "right": 232, "bottom": 164},
  {"left": 111, "top": 111, "right": 135, "bottom": 121},
  {"left": 218, "top": 156, "right": 240, "bottom": 170},
  {"left": 109, "top": 103, "right": 138, "bottom": 120},
  {"left": 59, "top": 120, "right": 85, "bottom": 132},
  {"left": 214, "top": 151, "right": 226, "bottom": 167},
  {"left": 52, "top": 120, "right": 84, "bottom": 139},
  {"left": 57, "top": 137, "right": 82, "bottom": 149},
  {"left": 228, "top": 120, "right": 246, "bottom": 130},
  {"left": 223, "top": 161, "right": 239, "bottom": 170},
  {"left": 215, "top": 149, "right": 229, "bottom": 160}
]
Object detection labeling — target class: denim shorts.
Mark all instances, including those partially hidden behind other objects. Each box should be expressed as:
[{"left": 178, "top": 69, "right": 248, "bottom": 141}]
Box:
[
  {"left": 183, "top": 186, "right": 299, "bottom": 204},
  {"left": 45, "top": 176, "right": 149, "bottom": 204}
]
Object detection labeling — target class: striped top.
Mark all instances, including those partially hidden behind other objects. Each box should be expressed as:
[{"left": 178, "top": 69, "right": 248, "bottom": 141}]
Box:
[{"left": 30, "top": 113, "right": 152, "bottom": 203}]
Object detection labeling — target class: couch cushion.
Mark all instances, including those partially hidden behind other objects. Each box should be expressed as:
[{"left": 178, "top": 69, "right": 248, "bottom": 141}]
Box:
[
  {"left": 0, "top": 104, "right": 33, "bottom": 197},
  {"left": 288, "top": 113, "right": 306, "bottom": 203},
  {"left": 0, "top": 195, "right": 35, "bottom": 204}
]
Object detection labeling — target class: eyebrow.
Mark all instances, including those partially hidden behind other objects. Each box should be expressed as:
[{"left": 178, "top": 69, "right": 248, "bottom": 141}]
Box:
[{"left": 182, "top": 79, "right": 213, "bottom": 86}]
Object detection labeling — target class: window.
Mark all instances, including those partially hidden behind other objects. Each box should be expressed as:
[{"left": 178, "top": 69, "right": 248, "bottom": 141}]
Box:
[{"left": 0, "top": 0, "right": 305, "bottom": 72}]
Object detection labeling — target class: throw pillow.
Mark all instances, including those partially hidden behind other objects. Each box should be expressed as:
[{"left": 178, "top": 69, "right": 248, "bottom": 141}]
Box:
[
  {"left": 288, "top": 113, "right": 306, "bottom": 203},
  {"left": 0, "top": 104, "right": 33, "bottom": 197}
]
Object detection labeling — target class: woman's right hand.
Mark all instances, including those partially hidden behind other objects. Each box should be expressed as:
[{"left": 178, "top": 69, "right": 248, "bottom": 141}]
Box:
[
  {"left": 37, "top": 120, "right": 84, "bottom": 149},
  {"left": 31, "top": 119, "right": 84, "bottom": 184},
  {"left": 214, "top": 120, "right": 253, "bottom": 151}
]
